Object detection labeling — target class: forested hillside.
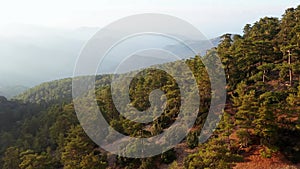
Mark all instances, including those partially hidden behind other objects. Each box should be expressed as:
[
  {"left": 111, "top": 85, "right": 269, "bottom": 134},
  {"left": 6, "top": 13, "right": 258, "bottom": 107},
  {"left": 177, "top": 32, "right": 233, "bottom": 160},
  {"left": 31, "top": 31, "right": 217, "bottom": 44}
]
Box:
[{"left": 0, "top": 5, "right": 300, "bottom": 169}]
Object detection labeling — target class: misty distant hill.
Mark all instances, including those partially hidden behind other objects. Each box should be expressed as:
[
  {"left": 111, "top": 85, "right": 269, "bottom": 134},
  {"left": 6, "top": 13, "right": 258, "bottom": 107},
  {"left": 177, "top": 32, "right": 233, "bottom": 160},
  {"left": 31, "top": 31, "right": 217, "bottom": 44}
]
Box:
[
  {"left": 0, "top": 85, "right": 28, "bottom": 99},
  {"left": 0, "top": 24, "right": 221, "bottom": 98},
  {"left": 0, "top": 24, "right": 99, "bottom": 87}
]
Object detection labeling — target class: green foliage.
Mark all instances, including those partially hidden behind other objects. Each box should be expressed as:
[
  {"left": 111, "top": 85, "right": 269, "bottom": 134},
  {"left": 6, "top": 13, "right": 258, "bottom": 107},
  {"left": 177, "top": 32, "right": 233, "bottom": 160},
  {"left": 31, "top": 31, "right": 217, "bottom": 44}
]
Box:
[
  {"left": 254, "top": 92, "right": 279, "bottom": 146},
  {"left": 187, "top": 131, "right": 198, "bottom": 149},
  {"left": 2, "top": 147, "right": 20, "bottom": 169},
  {"left": 161, "top": 149, "right": 177, "bottom": 164},
  {"left": 259, "top": 146, "right": 278, "bottom": 158},
  {"left": 139, "top": 158, "right": 155, "bottom": 169},
  {"left": 14, "top": 78, "right": 73, "bottom": 105},
  {"left": 184, "top": 138, "right": 242, "bottom": 169},
  {"left": 235, "top": 90, "right": 258, "bottom": 130},
  {"left": 19, "top": 150, "right": 55, "bottom": 169},
  {"left": 61, "top": 125, "right": 107, "bottom": 169},
  {"left": 236, "top": 129, "right": 251, "bottom": 147},
  {"left": 168, "top": 161, "right": 180, "bottom": 169},
  {"left": 1, "top": 5, "right": 300, "bottom": 169}
]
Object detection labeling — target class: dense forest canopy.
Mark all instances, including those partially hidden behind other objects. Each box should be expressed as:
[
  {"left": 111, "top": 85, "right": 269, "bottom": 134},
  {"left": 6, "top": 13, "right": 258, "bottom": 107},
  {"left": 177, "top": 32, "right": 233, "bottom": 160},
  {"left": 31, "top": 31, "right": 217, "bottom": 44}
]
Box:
[{"left": 0, "top": 5, "right": 300, "bottom": 169}]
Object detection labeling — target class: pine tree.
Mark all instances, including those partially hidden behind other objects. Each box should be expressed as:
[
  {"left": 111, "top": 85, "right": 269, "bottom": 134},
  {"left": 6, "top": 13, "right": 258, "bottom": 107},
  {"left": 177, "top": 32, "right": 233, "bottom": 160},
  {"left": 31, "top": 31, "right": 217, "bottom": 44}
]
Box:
[
  {"left": 254, "top": 92, "right": 279, "bottom": 146},
  {"left": 277, "top": 7, "right": 300, "bottom": 85},
  {"left": 2, "top": 147, "right": 20, "bottom": 169},
  {"left": 235, "top": 90, "right": 258, "bottom": 134},
  {"left": 61, "top": 125, "right": 107, "bottom": 169},
  {"left": 19, "top": 150, "right": 55, "bottom": 169},
  {"left": 184, "top": 137, "right": 241, "bottom": 169},
  {"left": 217, "top": 34, "right": 233, "bottom": 81}
]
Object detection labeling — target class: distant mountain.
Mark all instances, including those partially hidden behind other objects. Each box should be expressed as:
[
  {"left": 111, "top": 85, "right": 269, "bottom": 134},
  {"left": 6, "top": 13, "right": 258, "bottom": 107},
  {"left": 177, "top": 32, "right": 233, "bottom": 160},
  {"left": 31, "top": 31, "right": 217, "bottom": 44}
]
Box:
[
  {"left": 14, "top": 78, "right": 73, "bottom": 104},
  {"left": 14, "top": 75, "right": 112, "bottom": 104},
  {"left": 164, "top": 37, "right": 221, "bottom": 57},
  {"left": 0, "top": 24, "right": 222, "bottom": 91},
  {"left": 0, "top": 85, "right": 28, "bottom": 99},
  {"left": 0, "top": 24, "right": 99, "bottom": 88}
]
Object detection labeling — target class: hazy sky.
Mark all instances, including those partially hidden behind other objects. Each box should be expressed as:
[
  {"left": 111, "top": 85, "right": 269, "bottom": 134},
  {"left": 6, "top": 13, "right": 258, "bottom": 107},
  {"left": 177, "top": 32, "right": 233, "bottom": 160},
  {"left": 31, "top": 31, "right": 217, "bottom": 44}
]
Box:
[
  {"left": 0, "top": 0, "right": 299, "bottom": 90},
  {"left": 0, "top": 0, "right": 299, "bottom": 38}
]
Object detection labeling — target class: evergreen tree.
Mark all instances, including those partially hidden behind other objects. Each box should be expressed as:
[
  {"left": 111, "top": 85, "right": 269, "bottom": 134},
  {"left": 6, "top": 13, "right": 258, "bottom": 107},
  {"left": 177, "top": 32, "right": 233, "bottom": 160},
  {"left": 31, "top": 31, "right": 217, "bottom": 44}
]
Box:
[
  {"left": 235, "top": 90, "right": 258, "bottom": 133},
  {"left": 61, "top": 125, "right": 107, "bottom": 169},
  {"left": 19, "top": 150, "right": 55, "bottom": 169},
  {"left": 2, "top": 147, "right": 20, "bottom": 169},
  {"left": 254, "top": 92, "right": 279, "bottom": 146}
]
